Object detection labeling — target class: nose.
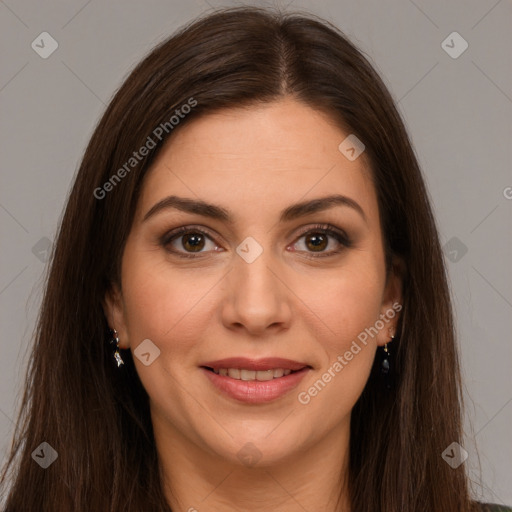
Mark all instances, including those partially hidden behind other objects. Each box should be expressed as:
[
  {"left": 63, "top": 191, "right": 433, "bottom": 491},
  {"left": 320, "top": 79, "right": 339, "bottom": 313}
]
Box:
[{"left": 220, "top": 250, "right": 293, "bottom": 336}]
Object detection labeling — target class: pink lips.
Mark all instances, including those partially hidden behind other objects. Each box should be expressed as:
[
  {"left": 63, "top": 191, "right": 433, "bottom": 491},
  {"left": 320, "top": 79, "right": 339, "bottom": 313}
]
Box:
[{"left": 200, "top": 357, "right": 311, "bottom": 404}]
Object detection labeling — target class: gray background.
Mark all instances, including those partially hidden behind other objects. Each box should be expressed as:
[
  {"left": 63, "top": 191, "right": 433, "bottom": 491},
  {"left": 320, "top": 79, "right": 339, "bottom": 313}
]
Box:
[{"left": 1, "top": 0, "right": 511, "bottom": 505}]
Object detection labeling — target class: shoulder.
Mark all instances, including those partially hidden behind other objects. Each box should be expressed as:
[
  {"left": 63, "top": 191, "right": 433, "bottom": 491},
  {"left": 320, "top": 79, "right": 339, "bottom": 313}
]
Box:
[{"left": 477, "top": 503, "right": 512, "bottom": 512}]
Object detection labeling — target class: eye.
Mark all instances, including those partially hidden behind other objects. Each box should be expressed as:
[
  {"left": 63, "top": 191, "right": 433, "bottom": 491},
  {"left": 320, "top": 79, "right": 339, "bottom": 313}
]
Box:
[
  {"left": 160, "top": 226, "right": 220, "bottom": 258},
  {"left": 290, "top": 223, "right": 352, "bottom": 259},
  {"left": 160, "top": 223, "right": 352, "bottom": 259}
]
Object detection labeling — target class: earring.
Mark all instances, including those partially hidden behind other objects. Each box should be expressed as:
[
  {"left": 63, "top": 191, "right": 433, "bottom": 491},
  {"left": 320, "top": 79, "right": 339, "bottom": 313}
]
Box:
[
  {"left": 109, "top": 328, "right": 124, "bottom": 367},
  {"left": 380, "top": 333, "right": 395, "bottom": 389},
  {"left": 380, "top": 336, "right": 393, "bottom": 374}
]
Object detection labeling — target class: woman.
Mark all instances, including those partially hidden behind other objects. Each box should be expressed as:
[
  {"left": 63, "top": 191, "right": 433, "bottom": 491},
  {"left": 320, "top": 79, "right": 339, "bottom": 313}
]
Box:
[{"left": 1, "top": 6, "right": 509, "bottom": 512}]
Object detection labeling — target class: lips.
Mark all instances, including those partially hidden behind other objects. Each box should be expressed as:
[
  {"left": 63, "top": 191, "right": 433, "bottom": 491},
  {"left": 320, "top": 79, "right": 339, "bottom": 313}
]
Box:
[
  {"left": 202, "top": 366, "right": 311, "bottom": 403},
  {"left": 200, "top": 357, "right": 312, "bottom": 403}
]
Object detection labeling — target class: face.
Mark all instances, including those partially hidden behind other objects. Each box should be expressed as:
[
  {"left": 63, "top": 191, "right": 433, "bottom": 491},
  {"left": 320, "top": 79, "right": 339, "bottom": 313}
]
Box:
[{"left": 105, "top": 97, "right": 402, "bottom": 468}]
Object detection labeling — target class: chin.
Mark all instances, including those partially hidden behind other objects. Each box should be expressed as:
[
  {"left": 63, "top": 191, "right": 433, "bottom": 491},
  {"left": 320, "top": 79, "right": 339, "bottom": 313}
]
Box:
[{"left": 212, "top": 433, "right": 303, "bottom": 468}]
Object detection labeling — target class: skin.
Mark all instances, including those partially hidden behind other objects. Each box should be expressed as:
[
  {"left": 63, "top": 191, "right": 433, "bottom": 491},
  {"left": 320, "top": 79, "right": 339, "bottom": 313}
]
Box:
[{"left": 105, "top": 97, "right": 402, "bottom": 512}]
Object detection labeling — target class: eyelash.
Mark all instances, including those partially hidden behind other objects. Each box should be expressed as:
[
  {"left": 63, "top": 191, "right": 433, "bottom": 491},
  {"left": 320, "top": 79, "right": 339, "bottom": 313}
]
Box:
[{"left": 159, "top": 223, "right": 352, "bottom": 260}]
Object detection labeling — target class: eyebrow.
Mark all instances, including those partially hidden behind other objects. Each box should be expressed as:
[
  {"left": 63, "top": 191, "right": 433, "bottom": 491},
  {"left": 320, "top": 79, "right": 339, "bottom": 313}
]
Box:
[{"left": 142, "top": 194, "right": 367, "bottom": 224}]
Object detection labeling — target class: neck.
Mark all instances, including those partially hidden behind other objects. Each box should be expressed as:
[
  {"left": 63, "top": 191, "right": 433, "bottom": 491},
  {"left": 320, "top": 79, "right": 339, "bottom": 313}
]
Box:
[{"left": 154, "top": 418, "right": 352, "bottom": 512}]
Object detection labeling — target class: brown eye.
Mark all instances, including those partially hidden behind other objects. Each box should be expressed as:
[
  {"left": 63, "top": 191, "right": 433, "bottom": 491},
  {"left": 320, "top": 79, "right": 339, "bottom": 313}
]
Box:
[
  {"left": 180, "top": 232, "right": 206, "bottom": 252},
  {"left": 304, "top": 232, "right": 329, "bottom": 252},
  {"left": 161, "top": 227, "right": 219, "bottom": 258},
  {"left": 291, "top": 224, "right": 352, "bottom": 259},
  {"left": 160, "top": 223, "right": 351, "bottom": 260}
]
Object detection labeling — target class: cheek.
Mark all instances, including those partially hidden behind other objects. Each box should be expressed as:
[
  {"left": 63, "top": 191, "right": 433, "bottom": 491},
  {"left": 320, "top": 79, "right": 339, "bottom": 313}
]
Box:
[
  {"left": 296, "top": 289, "right": 379, "bottom": 426},
  {"left": 309, "top": 258, "right": 384, "bottom": 346},
  {"left": 120, "top": 248, "right": 215, "bottom": 344},
  {"left": 119, "top": 256, "right": 213, "bottom": 414},
  {"left": 297, "top": 258, "right": 383, "bottom": 405}
]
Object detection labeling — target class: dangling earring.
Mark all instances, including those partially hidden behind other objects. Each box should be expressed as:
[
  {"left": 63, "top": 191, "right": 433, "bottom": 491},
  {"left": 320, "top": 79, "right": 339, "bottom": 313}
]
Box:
[
  {"left": 380, "top": 336, "right": 393, "bottom": 374},
  {"left": 380, "top": 333, "right": 395, "bottom": 389},
  {"left": 109, "top": 328, "right": 124, "bottom": 367}
]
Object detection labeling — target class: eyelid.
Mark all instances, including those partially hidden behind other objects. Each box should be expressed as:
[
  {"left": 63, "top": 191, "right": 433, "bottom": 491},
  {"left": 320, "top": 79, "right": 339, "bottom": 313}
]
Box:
[{"left": 292, "top": 223, "right": 349, "bottom": 241}]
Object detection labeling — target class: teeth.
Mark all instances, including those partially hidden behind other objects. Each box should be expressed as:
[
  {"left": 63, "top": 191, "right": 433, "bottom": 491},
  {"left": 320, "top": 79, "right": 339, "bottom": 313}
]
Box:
[
  {"left": 212, "top": 368, "right": 296, "bottom": 380},
  {"left": 240, "top": 369, "right": 256, "bottom": 381},
  {"left": 255, "top": 370, "right": 274, "bottom": 381},
  {"left": 227, "top": 368, "right": 240, "bottom": 379}
]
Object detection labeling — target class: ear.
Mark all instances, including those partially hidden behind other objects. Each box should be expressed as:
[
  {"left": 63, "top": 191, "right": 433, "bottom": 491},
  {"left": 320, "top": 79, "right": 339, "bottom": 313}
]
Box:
[
  {"left": 102, "top": 282, "right": 130, "bottom": 349},
  {"left": 376, "top": 255, "right": 404, "bottom": 347}
]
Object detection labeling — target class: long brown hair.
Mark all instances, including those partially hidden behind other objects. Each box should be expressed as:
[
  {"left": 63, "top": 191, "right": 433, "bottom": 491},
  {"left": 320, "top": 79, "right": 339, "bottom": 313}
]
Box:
[{"left": 1, "top": 6, "right": 480, "bottom": 511}]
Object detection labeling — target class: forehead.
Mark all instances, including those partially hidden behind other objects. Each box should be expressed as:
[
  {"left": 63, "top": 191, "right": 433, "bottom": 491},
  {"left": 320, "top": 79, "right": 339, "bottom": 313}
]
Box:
[{"left": 135, "top": 98, "right": 377, "bottom": 225}]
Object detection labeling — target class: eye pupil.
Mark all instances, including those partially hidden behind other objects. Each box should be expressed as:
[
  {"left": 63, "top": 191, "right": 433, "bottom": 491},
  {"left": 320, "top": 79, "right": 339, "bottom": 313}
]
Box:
[{"left": 306, "top": 233, "right": 327, "bottom": 252}]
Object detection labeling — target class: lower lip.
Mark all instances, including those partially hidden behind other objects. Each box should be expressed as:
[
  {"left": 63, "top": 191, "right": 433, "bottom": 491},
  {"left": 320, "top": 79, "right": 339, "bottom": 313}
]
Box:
[{"left": 201, "top": 367, "right": 310, "bottom": 404}]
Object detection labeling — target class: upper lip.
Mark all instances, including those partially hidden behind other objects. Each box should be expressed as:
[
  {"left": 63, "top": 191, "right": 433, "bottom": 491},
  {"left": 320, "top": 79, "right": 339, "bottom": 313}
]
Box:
[{"left": 201, "top": 357, "right": 311, "bottom": 371}]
